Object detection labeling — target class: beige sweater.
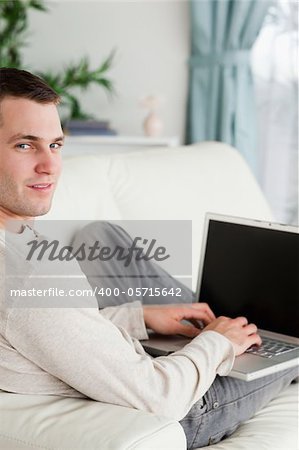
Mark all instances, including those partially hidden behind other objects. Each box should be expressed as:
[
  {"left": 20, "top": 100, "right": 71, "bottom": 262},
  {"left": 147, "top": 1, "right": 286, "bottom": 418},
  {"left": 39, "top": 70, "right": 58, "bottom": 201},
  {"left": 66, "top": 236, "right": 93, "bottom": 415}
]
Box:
[{"left": 0, "top": 227, "right": 235, "bottom": 421}]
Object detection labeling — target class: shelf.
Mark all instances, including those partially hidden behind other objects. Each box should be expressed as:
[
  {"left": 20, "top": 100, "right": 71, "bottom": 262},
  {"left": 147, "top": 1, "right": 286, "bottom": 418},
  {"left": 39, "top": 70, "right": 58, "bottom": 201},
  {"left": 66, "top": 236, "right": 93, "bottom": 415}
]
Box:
[
  {"left": 62, "top": 135, "right": 180, "bottom": 156},
  {"left": 64, "top": 135, "right": 179, "bottom": 147}
]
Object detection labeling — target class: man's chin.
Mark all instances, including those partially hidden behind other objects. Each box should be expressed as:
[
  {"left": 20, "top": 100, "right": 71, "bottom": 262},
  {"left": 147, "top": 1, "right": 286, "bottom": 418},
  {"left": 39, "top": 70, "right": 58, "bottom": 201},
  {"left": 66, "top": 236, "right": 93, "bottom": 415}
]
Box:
[
  {"left": 20, "top": 202, "right": 52, "bottom": 218},
  {"left": 34, "top": 204, "right": 52, "bottom": 217},
  {"left": 35, "top": 209, "right": 51, "bottom": 217}
]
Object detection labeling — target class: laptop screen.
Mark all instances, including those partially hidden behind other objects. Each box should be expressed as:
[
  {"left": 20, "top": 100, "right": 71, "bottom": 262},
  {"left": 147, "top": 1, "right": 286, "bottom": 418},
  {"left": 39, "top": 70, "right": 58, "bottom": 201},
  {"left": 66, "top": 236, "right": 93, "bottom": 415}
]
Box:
[{"left": 198, "top": 219, "right": 299, "bottom": 338}]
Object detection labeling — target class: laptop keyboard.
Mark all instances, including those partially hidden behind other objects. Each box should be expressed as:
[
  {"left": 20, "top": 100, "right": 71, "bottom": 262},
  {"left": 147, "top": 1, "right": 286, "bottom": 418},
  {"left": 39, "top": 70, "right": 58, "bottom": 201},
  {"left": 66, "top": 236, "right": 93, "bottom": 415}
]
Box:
[{"left": 246, "top": 337, "right": 298, "bottom": 358}]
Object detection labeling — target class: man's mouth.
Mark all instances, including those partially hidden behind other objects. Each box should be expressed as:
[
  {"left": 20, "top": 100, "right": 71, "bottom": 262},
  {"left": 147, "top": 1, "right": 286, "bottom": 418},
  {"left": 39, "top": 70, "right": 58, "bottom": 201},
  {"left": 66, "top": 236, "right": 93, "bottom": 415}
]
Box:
[{"left": 27, "top": 183, "right": 54, "bottom": 191}]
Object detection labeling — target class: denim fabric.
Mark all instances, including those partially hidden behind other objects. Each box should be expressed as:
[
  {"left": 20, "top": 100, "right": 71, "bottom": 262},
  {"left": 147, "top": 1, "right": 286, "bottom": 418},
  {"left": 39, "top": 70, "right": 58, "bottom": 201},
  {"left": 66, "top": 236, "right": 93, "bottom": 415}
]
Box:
[{"left": 180, "top": 368, "right": 298, "bottom": 448}]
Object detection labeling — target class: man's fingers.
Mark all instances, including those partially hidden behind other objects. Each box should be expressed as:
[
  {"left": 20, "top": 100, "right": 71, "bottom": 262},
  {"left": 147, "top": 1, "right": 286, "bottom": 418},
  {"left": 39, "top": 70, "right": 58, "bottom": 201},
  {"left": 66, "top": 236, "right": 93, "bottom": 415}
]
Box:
[
  {"left": 188, "top": 318, "right": 204, "bottom": 329},
  {"left": 183, "top": 305, "right": 215, "bottom": 323},
  {"left": 244, "top": 323, "right": 258, "bottom": 335},
  {"left": 191, "top": 302, "right": 216, "bottom": 321},
  {"left": 246, "top": 333, "right": 262, "bottom": 349},
  {"left": 234, "top": 316, "right": 248, "bottom": 327},
  {"left": 183, "top": 309, "right": 213, "bottom": 325},
  {"left": 176, "top": 323, "right": 201, "bottom": 338}
]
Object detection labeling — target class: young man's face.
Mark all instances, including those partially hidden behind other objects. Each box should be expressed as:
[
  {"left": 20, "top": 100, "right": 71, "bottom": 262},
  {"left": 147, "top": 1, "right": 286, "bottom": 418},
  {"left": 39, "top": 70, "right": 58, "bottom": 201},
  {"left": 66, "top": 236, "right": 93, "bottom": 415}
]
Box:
[{"left": 0, "top": 97, "right": 63, "bottom": 221}]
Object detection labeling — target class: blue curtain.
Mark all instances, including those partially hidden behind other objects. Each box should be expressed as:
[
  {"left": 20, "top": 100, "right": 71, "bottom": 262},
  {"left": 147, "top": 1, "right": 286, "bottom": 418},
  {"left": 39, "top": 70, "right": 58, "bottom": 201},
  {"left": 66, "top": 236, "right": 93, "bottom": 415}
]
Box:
[{"left": 186, "top": 0, "right": 272, "bottom": 172}]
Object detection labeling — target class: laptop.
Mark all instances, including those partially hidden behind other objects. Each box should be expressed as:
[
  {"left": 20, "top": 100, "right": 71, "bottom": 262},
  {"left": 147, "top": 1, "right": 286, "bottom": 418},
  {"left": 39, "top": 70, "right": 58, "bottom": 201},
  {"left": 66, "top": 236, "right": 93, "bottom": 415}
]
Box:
[{"left": 141, "top": 213, "right": 299, "bottom": 381}]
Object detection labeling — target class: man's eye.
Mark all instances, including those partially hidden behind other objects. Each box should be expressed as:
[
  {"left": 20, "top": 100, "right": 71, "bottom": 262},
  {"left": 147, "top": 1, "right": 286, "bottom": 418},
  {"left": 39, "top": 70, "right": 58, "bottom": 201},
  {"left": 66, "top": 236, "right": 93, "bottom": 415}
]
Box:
[
  {"left": 16, "top": 143, "right": 30, "bottom": 150},
  {"left": 50, "top": 143, "right": 63, "bottom": 150}
]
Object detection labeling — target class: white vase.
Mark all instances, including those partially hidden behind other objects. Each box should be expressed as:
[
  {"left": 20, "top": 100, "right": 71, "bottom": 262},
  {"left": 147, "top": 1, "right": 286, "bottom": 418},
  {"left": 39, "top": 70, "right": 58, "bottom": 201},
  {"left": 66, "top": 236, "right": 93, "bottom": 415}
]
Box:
[{"left": 143, "top": 110, "right": 163, "bottom": 137}]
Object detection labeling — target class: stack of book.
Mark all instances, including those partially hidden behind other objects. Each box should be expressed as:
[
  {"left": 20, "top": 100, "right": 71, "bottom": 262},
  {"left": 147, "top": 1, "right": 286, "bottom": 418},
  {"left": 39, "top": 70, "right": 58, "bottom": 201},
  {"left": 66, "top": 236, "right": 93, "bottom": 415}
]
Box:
[{"left": 64, "top": 120, "right": 117, "bottom": 136}]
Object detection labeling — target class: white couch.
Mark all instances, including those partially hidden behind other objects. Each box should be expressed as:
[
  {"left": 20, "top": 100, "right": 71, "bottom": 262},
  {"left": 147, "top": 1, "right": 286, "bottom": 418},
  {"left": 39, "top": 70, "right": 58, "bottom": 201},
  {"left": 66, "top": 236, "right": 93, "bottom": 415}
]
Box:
[{"left": 0, "top": 142, "right": 297, "bottom": 449}]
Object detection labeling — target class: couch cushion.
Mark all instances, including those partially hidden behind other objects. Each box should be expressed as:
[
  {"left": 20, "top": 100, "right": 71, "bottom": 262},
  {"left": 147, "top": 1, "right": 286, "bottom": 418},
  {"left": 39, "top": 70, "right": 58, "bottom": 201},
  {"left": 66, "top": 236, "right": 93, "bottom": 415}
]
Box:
[
  {"left": 44, "top": 142, "right": 273, "bottom": 289},
  {"left": 48, "top": 154, "right": 122, "bottom": 222},
  {"left": 0, "top": 391, "right": 186, "bottom": 450},
  {"left": 0, "top": 383, "right": 297, "bottom": 450},
  {"left": 199, "top": 382, "right": 298, "bottom": 450}
]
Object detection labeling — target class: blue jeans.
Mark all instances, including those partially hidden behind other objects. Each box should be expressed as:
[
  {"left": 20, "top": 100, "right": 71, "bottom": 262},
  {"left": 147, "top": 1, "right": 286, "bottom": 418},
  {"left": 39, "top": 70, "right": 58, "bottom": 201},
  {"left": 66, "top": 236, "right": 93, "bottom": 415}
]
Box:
[
  {"left": 180, "top": 368, "right": 298, "bottom": 448},
  {"left": 74, "top": 221, "right": 298, "bottom": 448}
]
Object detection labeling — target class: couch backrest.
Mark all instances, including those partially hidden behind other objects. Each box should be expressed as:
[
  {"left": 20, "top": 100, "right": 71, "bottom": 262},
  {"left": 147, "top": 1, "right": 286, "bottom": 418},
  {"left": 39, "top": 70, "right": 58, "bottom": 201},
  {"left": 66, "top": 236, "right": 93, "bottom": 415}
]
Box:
[{"left": 42, "top": 141, "right": 272, "bottom": 289}]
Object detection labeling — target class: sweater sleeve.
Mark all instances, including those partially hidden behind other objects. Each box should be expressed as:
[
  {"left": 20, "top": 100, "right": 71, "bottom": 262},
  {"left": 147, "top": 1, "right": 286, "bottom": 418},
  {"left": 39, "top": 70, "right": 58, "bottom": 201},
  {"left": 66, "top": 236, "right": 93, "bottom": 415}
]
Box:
[
  {"left": 99, "top": 301, "right": 149, "bottom": 340},
  {"left": 5, "top": 303, "right": 234, "bottom": 421}
]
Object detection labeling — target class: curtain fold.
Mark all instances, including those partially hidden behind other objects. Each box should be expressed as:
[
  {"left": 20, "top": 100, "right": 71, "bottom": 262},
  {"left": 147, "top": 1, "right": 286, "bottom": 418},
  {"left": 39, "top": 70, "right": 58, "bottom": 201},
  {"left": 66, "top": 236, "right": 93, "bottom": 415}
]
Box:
[
  {"left": 186, "top": 0, "right": 272, "bottom": 172},
  {"left": 252, "top": 0, "right": 298, "bottom": 224}
]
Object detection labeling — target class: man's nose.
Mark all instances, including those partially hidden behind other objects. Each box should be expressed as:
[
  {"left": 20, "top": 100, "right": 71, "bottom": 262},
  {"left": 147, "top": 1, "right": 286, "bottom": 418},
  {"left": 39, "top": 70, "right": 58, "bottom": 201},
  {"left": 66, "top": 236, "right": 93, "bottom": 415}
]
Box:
[{"left": 35, "top": 148, "right": 61, "bottom": 175}]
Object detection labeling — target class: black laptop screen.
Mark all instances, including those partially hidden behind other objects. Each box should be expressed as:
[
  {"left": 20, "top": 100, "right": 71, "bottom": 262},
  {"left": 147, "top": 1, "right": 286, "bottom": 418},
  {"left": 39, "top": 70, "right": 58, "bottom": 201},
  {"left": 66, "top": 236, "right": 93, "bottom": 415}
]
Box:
[{"left": 198, "top": 220, "right": 299, "bottom": 338}]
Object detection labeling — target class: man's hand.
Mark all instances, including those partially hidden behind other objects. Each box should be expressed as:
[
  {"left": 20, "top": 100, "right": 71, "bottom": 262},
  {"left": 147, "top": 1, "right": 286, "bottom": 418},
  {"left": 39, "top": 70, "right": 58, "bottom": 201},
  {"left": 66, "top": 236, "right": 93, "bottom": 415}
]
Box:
[
  {"left": 143, "top": 303, "right": 216, "bottom": 338},
  {"left": 204, "top": 316, "right": 262, "bottom": 356}
]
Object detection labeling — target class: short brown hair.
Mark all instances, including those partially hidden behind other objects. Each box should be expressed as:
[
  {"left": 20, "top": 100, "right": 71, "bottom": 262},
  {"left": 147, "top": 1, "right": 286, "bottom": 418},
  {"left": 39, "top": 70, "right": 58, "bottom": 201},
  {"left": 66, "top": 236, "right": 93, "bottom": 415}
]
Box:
[{"left": 0, "top": 67, "right": 60, "bottom": 104}]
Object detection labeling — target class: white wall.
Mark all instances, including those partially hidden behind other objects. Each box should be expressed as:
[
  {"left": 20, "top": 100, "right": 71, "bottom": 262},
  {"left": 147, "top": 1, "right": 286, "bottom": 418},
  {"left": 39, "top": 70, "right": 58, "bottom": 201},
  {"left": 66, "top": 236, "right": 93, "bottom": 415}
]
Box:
[{"left": 23, "top": 0, "right": 190, "bottom": 142}]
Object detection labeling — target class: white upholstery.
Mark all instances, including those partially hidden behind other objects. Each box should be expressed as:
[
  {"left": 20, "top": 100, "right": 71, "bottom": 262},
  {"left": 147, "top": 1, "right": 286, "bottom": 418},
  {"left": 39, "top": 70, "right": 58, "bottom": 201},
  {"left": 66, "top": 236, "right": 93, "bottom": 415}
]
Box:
[
  {"left": 0, "top": 383, "right": 297, "bottom": 450},
  {"left": 1, "top": 142, "right": 296, "bottom": 449},
  {"left": 0, "top": 392, "right": 186, "bottom": 450},
  {"left": 43, "top": 141, "right": 273, "bottom": 290},
  {"left": 200, "top": 382, "right": 298, "bottom": 450}
]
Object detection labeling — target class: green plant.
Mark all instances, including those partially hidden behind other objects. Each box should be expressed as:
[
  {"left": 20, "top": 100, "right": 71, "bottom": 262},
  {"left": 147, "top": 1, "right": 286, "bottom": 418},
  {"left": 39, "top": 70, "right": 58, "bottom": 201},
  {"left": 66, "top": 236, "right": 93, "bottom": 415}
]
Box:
[
  {"left": 0, "top": 0, "right": 47, "bottom": 68},
  {"left": 0, "top": 0, "right": 115, "bottom": 120},
  {"left": 38, "top": 52, "right": 115, "bottom": 121}
]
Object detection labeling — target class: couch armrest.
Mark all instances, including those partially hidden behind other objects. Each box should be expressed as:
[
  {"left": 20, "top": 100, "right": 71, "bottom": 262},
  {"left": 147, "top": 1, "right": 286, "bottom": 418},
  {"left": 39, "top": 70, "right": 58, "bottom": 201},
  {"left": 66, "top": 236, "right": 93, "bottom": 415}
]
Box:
[{"left": 0, "top": 392, "right": 186, "bottom": 450}]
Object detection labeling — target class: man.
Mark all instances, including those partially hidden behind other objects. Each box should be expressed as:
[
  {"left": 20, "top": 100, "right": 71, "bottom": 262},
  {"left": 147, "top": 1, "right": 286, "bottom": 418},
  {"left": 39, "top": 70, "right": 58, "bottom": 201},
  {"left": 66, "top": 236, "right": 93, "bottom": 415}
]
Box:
[{"left": 0, "top": 68, "right": 297, "bottom": 449}]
